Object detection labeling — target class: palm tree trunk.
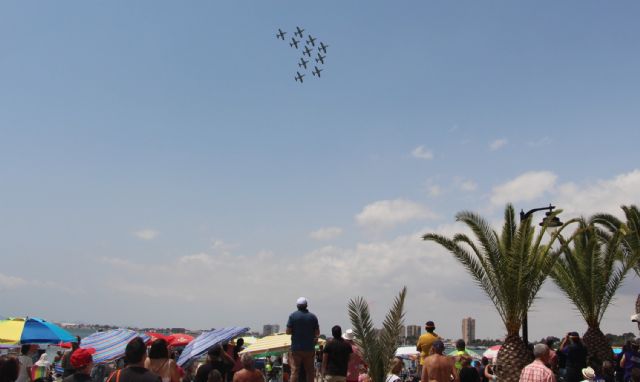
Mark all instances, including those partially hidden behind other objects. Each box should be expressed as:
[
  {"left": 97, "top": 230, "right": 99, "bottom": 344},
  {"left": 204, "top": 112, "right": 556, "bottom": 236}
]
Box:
[
  {"left": 496, "top": 334, "right": 533, "bottom": 382},
  {"left": 583, "top": 326, "right": 614, "bottom": 374}
]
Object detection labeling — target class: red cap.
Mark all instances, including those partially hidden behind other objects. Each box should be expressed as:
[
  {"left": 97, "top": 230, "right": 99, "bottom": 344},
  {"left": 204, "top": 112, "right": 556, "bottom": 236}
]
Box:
[{"left": 70, "top": 348, "right": 96, "bottom": 369}]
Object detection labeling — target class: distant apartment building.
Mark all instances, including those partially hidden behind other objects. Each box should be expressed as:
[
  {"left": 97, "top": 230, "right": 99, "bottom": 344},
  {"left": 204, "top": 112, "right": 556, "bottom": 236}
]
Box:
[
  {"left": 406, "top": 325, "right": 421, "bottom": 339},
  {"left": 462, "top": 317, "right": 475, "bottom": 344},
  {"left": 263, "top": 324, "right": 280, "bottom": 336},
  {"left": 399, "top": 325, "right": 406, "bottom": 341}
]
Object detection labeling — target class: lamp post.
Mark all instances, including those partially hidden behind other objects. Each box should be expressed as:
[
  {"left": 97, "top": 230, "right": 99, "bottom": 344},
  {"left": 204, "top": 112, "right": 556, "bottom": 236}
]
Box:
[{"left": 519, "top": 204, "right": 563, "bottom": 346}]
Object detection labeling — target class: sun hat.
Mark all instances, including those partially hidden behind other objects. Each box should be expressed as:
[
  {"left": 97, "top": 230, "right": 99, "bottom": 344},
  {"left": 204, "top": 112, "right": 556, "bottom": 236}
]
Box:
[
  {"left": 296, "top": 297, "right": 308, "bottom": 305},
  {"left": 342, "top": 329, "right": 355, "bottom": 341},
  {"left": 582, "top": 367, "right": 596, "bottom": 379},
  {"left": 70, "top": 348, "right": 96, "bottom": 369},
  {"left": 35, "top": 353, "right": 50, "bottom": 367}
]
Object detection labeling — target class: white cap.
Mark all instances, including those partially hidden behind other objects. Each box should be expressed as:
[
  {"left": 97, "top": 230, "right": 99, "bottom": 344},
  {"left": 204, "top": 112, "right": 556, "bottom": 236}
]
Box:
[
  {"left": 296, "top": 297, "right": 308, "bottom": 305},
  {"left": 631, "top": 313, "right": 639, "bottom": 322}
]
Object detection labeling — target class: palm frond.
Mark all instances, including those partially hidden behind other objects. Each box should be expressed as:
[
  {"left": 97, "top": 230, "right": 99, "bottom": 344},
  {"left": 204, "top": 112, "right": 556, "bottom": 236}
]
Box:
[
  {"left": 378, "top": 287, "right": 407, "bottom": 379},
  {"left": 348, "top": 288, "right": 407, "bottom": 382}
]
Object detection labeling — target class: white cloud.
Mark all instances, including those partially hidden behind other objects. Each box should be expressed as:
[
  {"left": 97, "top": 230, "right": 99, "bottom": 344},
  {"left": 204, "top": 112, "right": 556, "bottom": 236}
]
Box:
[
  {"left": 527, "top": 136, "right": 553, "bottom": 147},
  {"left": 491, "top": 171, "right": 557, "bottom": 205},
  {"left": 356, "top": 199, "right": 437, "bottom": 230},
  {"left": 99, "top": 220, "right": 637, "bottom": 339},
  {"left": 411, "top": 146, "right": 434, "bottom": 160},
  {"left": 554, "top": 169, "right": 640, "bottom": 217},
  {"left": 309, "top": 227, "right": 344, "bottom": 241},
  {"left": 489, "top": 138, "right": 508, "bottom": 151},
  {"left": 428, "top": 185, "right": 442, "bottom": 197},
  {"left": 459, "top": 180, "right": 478, "bottom": 192},
  {"left": 133, "top": 229, "right": 159, "bottom": 240},
  {"left": 0, "top": 272, "right": 79, "bottom": 295},
  {"left": 0, "top": 273, "right": 27, "bottom": 290}
]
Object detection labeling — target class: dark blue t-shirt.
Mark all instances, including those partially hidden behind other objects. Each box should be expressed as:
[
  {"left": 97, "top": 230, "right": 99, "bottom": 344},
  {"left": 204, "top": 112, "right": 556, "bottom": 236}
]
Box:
[{"left": 287, "top": 309, "right": 319, "bottom": 351}]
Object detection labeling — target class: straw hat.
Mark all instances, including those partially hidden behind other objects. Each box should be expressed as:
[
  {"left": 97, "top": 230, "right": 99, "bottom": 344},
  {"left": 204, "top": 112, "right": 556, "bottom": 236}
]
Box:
[
  {"left": 342, "top": 329, "right": 355, "bottom": 341},
  {"left": 582, "top": 367, "right": 596, "bottom": 380}
]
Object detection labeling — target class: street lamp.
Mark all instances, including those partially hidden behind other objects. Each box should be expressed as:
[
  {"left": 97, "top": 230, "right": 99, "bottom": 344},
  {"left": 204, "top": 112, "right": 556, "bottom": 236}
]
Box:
[{"left": 519, "top": 204, "right": 563, "bottom": 346}]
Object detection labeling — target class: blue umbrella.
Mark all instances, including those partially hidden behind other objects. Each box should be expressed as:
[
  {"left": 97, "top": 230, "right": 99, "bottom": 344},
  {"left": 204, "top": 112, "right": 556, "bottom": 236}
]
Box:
[
  {"left": 0, "top": 317, "right": 75, "bottom": 344},
  {"left": 80, "top": 329, "right": 149, "bottom": 364},
  {"left": 177, "top": 327, "right": 249, "bottom": 367}
]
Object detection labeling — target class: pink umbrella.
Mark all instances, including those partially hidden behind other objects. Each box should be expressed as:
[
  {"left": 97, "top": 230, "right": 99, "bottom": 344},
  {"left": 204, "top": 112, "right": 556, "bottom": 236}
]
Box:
[{"left": 483, "top": 345, "right": 501, "bottom": 359}]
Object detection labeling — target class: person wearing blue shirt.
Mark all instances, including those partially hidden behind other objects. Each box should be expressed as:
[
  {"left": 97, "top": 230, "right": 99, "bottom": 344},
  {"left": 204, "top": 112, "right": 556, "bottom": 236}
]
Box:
[{"left": 287, "top": 297, "right": 320, "bottom": 382}]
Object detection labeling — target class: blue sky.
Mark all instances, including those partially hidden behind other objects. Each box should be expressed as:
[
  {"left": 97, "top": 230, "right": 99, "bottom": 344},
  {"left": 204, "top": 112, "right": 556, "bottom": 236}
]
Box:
[{"left": 1, "top": 1, "right": 639, "bottom": 339}]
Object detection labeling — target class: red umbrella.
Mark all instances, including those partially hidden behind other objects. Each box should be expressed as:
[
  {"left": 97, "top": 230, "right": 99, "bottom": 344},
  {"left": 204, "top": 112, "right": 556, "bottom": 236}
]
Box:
[
  {"left": 146, "top": 332, "right": 169, "bottom": 345},
  {"left": 167, "top": 334, "right": 193, "bottom": 347},
  {"left": 58, "top": 341, "right": 72, "bottom": 349}
]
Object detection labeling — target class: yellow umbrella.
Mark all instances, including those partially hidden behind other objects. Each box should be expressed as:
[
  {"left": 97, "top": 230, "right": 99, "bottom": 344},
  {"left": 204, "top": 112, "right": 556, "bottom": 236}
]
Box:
[
  {"left": 240, "top": 336, "right": 258, "bottom": 346},
  {"left": 0, "top": 317, "right": 75, "bottom": 344},
  {"left": 239, "top": 334, "right": 326, "bottom": 356},
  {"left": 239, "top": 333, "right": 291, "bottom": 356}
]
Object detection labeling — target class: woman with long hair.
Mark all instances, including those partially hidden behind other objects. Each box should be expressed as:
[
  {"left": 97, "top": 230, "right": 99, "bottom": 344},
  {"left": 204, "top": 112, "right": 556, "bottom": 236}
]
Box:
[{"left": 145, "top": 339, "right": 181, "bottom": 382}]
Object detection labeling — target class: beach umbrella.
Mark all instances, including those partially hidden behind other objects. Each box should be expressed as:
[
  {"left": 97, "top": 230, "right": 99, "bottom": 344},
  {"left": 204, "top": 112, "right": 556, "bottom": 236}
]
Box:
[
  {"left": 446, "top": 348, "right": 481, "bottom": 360},
  {"left": 0, "top": 317, "right": 75, "bottom": 345},
  {"left": 146, "top": 332, "right": 169, "bottom": 344},
  {"left": 395, "top": 345, "right": 419, "bottom": 361},
  {"left": 80, "top": 329, "right": 149, "bottom": 364},
  {"left": 239, "top": 333, "right": 292, "bottom": 356},
  {"left": 177, "top": 327, "right": 249, "bottom": 367},
  {"left": 395, "top": 346, "right": 419, "bottom": 357},
  {"left": 239, "top": 336, "right": 258, "bottom": 346},
  {"left": 238, "top": 333, "right": 326, "bottom": 357},
  {"left": 482, "top": 345, "right": 501, "bottom": 359},
  {"left": 167, "top": 333, "right": 193, "bottom": 347}
]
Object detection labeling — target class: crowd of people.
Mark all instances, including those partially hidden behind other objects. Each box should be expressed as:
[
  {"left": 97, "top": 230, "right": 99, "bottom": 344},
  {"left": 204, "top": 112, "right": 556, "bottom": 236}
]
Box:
[
  {"left": 1, "top": 298, "right": 639, "bottom": 382},
  {"left": 411, "top": 322, "right": 640, "bottom": 382}
]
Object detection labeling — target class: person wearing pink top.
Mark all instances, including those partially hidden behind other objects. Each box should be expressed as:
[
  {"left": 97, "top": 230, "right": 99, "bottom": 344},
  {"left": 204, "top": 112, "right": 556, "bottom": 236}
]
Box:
[{"left": 342, "top": 330, "right": 364, "bottom": 382}]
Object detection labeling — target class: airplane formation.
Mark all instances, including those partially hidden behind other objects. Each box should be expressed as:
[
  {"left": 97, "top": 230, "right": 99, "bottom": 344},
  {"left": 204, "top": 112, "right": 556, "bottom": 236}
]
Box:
[{"left": 276, "top": 26, "right": 329, "bottom": 84}]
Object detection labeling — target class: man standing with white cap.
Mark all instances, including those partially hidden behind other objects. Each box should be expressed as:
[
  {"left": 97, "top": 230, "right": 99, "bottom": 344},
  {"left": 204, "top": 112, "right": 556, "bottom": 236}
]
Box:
[{"left": 287, "top": 297, "right": 320, "bottom": 382}]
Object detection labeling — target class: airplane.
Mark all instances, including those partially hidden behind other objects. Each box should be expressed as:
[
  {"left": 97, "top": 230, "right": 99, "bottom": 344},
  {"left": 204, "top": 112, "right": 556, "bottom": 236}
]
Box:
[
  {"left": 303, "top": 46, "right": 313, "bottom": 57},
  {"left": 315, "top": 53, "right": 326, "bottom": 65},
  {"left": 295, "top": 71, "right": 305, "bottom": 83},
  {"left": 276, "top": 29, "right": 287, "bottom": 40},
  {"left": 290, "top": 38, "right": 300, "bottom": 49},
  {"left": 295, "top": 26, "right": 305, "bottom": 38},
  {"left": 319, "top": 42, "right": 329, "bottom": 53},
  {"left": 306, "top": 35, "right": 317, "bottom": 46},
  {"left": 312, "top": 66, "right": 323, "bottom": 77},
  {"left": 298, "top": 58, "right": 309, "bottom": 69}
]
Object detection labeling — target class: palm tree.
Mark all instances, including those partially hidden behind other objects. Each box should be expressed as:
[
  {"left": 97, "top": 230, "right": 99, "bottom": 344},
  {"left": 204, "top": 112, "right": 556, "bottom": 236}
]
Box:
[
  {"left": 592, "top": 205, "right": 640, "bottom": 332},
  {"left": 348, "top": 287, "right": 407, "bottom": 382},
  {"left": 423, "top": 204, "right": 573, "bottom": 382},
  {"left": 549, "top": 219, "right": 637, "bottom": 371},
  {"left": 593, "top": 205, "right": 640, "bottom": 273}
]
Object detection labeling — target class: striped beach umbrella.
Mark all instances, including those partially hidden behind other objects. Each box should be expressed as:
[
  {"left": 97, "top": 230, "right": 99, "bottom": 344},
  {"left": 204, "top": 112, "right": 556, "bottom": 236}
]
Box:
[
  {"left": 80, "top": 329, "right": 149, "bottom": 364},
  {"left": 177, "top": 327, "right": 249, "bottom": 367},
  {"left": 0, "top": 317, "right": 75, "bottom": 345}
]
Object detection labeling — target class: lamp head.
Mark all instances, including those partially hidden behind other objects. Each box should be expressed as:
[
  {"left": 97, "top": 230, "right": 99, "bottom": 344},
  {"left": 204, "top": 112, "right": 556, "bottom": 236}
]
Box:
[{"left": 540, "top": 210, "right": 563, "bottom": 228}]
